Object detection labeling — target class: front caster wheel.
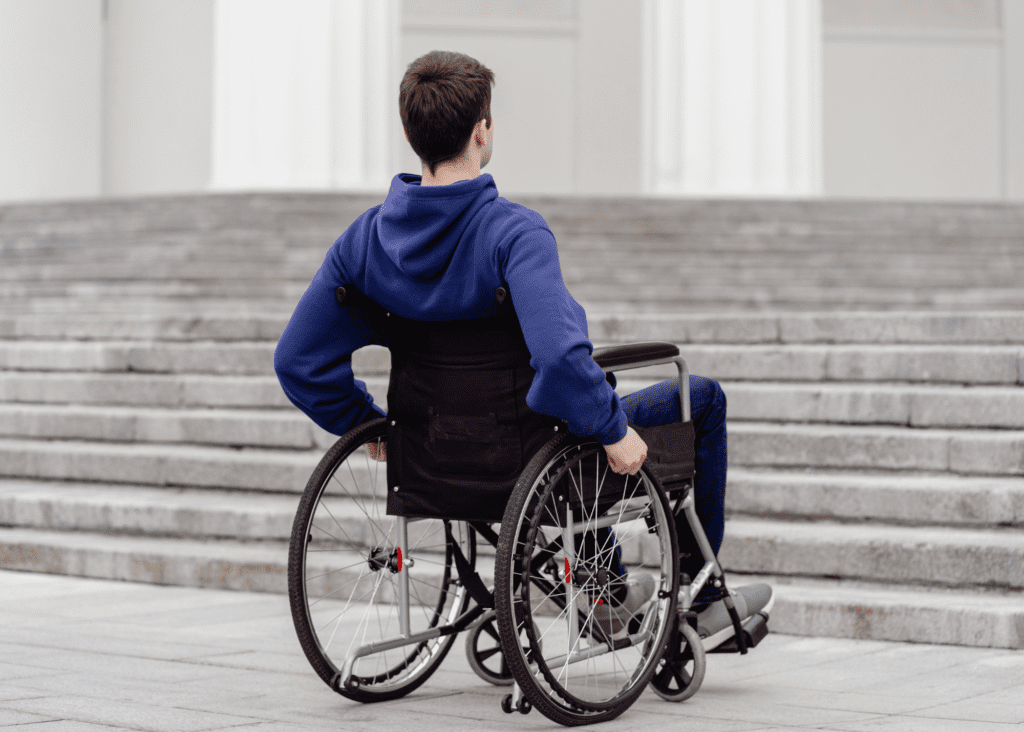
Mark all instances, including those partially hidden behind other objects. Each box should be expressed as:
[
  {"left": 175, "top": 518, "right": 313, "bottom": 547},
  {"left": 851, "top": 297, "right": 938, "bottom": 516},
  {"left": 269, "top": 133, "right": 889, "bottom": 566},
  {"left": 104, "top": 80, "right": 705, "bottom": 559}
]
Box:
[
  {"left": 466, "top": 615, "right": 513, "bottom": 686},
  {"left": 651, "top": 622, "right": 706, "bottom": 702},
  {"left": 499, "top": 693, "right": 531, "bottom": 715}
]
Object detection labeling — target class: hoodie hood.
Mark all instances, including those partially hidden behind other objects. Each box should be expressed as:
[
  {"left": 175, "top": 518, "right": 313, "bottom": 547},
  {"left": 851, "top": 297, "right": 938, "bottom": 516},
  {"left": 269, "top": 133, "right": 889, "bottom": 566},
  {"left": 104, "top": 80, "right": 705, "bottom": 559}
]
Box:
[{"left": 376, "top": 173, "right": 499, "bottom": 280}]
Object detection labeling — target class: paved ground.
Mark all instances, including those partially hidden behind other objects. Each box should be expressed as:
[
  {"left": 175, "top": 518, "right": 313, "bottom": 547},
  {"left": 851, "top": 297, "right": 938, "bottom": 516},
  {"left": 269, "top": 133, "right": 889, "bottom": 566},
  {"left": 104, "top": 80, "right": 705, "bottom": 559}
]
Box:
[{"left": 1, "top": 570, "right": 1022, "bottom": 732}]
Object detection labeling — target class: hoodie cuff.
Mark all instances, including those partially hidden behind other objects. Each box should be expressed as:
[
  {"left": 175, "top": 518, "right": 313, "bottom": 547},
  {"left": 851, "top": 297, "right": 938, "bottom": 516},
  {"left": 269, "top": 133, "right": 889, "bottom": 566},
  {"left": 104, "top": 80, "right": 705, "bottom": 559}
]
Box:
[{"left": 596, "top": 410, "right": 629, "bottom": 446}]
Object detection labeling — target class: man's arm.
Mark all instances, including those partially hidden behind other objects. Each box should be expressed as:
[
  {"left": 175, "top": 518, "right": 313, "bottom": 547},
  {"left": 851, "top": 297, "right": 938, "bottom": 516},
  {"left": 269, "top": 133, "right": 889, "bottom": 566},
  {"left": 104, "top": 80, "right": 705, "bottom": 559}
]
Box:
[
  {"left": 274, "top": 258, "right": 387, "bottom": 436},
  {"left": 502, "top": 227, "right": 628, "bottom": 446}
]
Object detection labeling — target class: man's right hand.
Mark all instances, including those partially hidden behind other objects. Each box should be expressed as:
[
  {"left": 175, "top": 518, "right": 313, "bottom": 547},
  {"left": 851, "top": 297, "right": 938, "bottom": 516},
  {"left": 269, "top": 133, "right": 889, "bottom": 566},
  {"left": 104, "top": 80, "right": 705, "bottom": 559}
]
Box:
[{"left": 603, "top": 426, "right": 647, "bottom": 475}]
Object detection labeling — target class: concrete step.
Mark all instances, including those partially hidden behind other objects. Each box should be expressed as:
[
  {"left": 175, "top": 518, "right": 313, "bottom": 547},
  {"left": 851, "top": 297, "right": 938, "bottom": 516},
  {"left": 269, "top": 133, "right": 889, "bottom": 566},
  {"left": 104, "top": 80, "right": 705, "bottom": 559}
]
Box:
[
  {"left": 3, "top": 339, "right": 1021, "bottom": 385},
  {"left": 5, "top": 466, "right": 1019, "bottom": 544},
  {"left": 0, "top": 438, "right": 320, "bottom": 492},
  {"left": 5, "top": 310, "right": 1024, "bottom": 345},
  {"left": 0, "top": 525, "right": 1019, "bottom": 648},
  {"left": 0, "top": 404, "right": 336, "bottom": 450},
  {"left": 730, "top": 422, "right": 1024, "bottom": 476},
  {"left": 0, "top": 314, "right": 290, "bottom": 341},
  {"left": 2, "top": 311, "right": 1022, "bottom": 343},
  {"left": 0, "top": 340, "right": 390, "bottom": 377},
  {"left": 0, "top": 526, "right": 487, "bottom": 600},
  {"left": 0, "top": 479, "right": 499, "bottom": 557},
  {"left": 0, "top": 526, "right": 293, "bottom": 593},
  {"left": 728, "top": 572, "right": 1024, "bottom": 649},
  {"left": 8, "top": 280, "right": 1024, "bottom": 311},
  {"left": 8, "top": 256, "right": 1024, "bottom": 287},
  {"left": 0, "top": 372, "right": 293, "bottom": 409},
  {"left": 4, "top": 193, "right": 1022, "bottom": 235},
  {"left": 0, "top": 340, "right": 279, "bottom": 375},
  {"left": 5, "top": 371, "right": 1023, "bottom": 432},
  {"left": 0, "top": 479, "right": 298, "bottom": 540},
  {"left": 720, "top": 518, "right": 1024, "bottom": 589},
  {"left": 718, "top": 383, "right": 1024, "bottom": 429},
  {"left": 682, "top": 345, "right": 1024, "bottom": 385},
  {"left": 1, "top": 407, "right": 1022, "bottom": 476},
  {"left": 726, "top": 468, "right": 1024, "bottom": 527},
  {"left": 7, "top": 222, "right": 1024, "bottom": 251}
]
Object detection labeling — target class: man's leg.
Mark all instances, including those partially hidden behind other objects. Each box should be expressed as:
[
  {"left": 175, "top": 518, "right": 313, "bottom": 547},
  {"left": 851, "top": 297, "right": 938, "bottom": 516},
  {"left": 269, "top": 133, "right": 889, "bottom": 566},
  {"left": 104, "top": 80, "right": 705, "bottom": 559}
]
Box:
[
  {"left": 620, "top": 376, "right": 774, "bottom": 643},
  {"left": 619, "top": 375, "right": 728, "bottom": 571}
]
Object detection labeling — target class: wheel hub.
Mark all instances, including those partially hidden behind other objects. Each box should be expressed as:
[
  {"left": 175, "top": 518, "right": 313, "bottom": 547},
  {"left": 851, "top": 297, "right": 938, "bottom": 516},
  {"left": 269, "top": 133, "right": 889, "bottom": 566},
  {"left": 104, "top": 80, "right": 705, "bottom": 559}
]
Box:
[{"left": 367, "top": 546, "right": 403, "bottom": 573}]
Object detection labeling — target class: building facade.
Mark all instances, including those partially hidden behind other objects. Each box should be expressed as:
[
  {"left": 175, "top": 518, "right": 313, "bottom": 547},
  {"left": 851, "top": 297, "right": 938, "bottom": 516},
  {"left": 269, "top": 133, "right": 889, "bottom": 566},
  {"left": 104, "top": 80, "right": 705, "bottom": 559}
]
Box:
[{"left": 1, "top": 0, "right": 1022, "bottom": 202}]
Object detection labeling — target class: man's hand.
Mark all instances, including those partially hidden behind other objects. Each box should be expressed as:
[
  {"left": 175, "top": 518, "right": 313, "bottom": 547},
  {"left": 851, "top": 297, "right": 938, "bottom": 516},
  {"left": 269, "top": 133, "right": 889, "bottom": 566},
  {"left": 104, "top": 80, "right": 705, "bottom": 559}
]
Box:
[
  {"left": 366, "top": 441, "right": 387, "bottom": 462},
  {"left": 603, "top": 426, "right": 647, "bottom": 475}
]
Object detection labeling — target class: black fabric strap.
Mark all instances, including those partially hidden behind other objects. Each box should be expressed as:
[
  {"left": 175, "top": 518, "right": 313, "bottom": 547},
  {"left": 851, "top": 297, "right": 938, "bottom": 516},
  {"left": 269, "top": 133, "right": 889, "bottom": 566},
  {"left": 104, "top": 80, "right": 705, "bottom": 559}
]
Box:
[{"left": 446, "top": 523, "right": 494, "bottom": 609}]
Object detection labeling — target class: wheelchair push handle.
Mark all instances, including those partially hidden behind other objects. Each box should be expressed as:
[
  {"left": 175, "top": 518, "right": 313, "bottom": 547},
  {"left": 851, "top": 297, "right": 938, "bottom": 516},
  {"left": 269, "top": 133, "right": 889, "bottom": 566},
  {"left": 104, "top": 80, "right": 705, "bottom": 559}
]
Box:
[{"left": 592, "top": 341, "right": 691, "bottom": 423}]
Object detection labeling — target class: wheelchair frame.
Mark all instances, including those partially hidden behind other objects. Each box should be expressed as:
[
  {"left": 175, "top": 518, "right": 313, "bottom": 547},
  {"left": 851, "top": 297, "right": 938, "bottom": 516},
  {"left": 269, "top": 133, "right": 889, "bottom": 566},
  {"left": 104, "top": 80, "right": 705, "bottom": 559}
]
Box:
[{"left": 288, "top": 344, "right": 747, "bottom": 725}]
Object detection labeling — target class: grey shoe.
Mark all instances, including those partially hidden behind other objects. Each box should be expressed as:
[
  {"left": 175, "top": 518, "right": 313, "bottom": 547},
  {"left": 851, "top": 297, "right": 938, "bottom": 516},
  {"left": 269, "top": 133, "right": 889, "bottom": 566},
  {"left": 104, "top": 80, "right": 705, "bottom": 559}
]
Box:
[
  {"left": 695, "top": 583, "right": 773, "bottom": 651},
  {"left": 589, "top": 572, "right": 656, "bottom": 636}
]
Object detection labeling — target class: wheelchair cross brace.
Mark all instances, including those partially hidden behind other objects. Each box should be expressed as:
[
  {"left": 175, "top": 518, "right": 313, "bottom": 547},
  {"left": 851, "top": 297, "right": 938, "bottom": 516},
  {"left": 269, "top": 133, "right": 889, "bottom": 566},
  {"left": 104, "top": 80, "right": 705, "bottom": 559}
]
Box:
[{"left": 336, "top": 516, "right": 492, "bottom": 691}]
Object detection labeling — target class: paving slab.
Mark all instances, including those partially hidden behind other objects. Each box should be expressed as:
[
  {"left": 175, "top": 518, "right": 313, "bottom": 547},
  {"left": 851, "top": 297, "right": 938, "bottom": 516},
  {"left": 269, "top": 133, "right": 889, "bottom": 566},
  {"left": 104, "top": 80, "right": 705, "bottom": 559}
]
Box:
[{"left": 1, "top": 571, "right": 1022, "bottom": 732}]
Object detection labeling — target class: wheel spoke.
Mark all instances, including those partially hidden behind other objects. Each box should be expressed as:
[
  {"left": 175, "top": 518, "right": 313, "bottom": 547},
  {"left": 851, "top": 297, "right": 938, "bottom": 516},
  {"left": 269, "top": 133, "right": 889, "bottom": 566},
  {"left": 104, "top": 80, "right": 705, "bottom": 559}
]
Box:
[{"left": 289, "top": 426, "right": 470, "bottom": 701}]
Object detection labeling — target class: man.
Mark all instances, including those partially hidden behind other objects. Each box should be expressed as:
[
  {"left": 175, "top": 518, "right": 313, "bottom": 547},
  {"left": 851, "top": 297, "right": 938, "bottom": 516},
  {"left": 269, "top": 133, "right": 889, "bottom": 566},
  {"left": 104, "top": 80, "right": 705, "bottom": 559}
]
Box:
[{"left": 274, "top": 50, "right": 770, "bottom": 647}]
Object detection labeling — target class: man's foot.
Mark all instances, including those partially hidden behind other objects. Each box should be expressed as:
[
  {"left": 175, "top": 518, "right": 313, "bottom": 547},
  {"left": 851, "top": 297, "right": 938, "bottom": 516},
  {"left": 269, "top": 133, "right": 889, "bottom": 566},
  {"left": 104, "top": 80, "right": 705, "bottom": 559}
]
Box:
[
  {"left": 589, "top": 572, "right": 656, "bottom": 636},
  {"left": 694, "top": 583, "right": 773, "bottom": 651}
]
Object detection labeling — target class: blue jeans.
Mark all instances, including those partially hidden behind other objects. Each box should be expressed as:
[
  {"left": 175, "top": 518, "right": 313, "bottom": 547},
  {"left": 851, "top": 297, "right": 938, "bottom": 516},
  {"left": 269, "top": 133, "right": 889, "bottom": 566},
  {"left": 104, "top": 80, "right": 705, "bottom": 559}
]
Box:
[{"left": 620, "top": 376, "right": 727, "bottom": 579}]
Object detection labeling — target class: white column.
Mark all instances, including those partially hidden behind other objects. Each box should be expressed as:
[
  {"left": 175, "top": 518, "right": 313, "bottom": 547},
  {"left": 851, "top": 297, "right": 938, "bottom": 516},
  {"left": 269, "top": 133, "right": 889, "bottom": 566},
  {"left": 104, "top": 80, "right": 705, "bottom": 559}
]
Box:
[
  {"left": 642, "top": 0, "right": 822, "bottom": 197},
  {"left": 0, "top": 0, "right": 103, "bottom": 202},
  {"left": 211, "top": 0, "right": 399, "bottom": 191},
  {"left": 331, "top": 0, "right": 402, "bottom": 190}
]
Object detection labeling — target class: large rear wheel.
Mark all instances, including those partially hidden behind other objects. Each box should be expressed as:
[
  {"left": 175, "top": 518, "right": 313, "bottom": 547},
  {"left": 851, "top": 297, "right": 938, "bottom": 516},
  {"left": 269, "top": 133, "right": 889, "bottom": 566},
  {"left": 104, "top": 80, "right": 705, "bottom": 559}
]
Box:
[
  {"left": 288, "top": 419, "right": 473, "bottom": 702},
  {"left": 495, "top": 433, "right": 679, "bottom": 725}
]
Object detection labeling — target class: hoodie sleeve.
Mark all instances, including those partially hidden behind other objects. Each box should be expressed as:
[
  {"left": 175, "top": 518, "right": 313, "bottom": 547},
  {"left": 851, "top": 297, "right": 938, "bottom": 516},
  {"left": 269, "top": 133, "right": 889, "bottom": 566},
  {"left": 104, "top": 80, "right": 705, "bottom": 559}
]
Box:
[
  {"left": 502, "top": 227, "right": 628, "bottom": 445},
  {"left": 273, "top": 248, "right": 387, "bottom": 436}
]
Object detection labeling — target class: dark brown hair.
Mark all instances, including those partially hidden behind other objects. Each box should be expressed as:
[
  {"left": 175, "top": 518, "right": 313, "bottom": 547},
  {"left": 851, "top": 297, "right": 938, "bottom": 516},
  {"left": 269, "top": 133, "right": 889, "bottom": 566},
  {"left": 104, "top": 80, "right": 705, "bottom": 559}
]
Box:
[{"left": 399, "top": 51, "right": 495, "bottom": 176}]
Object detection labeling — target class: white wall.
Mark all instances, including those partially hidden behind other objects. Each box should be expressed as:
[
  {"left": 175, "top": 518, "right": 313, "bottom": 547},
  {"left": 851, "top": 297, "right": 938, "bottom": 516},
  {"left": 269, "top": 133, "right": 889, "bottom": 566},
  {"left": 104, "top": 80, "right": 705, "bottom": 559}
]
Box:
[
  {"left": 103, "top": 0, "right": 214, "bottom": 196},
  {"left": 1, "top": 0, "right": 1021, "bottom": 203},
  {"left": 400, "top": 0, "right": 643, "bottom": 196},
  {"left": 0, "top": 0, "right": 103, "bottom": 202},
  {"left": 822, "top": 0, "right": 1010, "bottom": 200},
  {"left": 211, "top": 0, "right": 399, "bottom": 192},
  {"left": 1005, "top": 0, "right": 1024, "bottom": 199}
]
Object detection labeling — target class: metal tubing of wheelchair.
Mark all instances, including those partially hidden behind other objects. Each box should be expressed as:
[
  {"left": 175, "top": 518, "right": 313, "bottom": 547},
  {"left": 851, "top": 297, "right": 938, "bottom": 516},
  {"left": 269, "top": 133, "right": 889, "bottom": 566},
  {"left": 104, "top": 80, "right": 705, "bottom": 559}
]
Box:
[
  {"left": 679, "top": 492, "right": 724, "bottom": 581},
  {"left": 596, "top": 353, "right": 690, "bottom": 423},
  {"left": 541, "top": 606, "right": 657, "bottom": 669},
  {"left": 338, "top": 603, "right": 487, "bottom": 686},
  {"left": 675, "top": 356, "right": 691, "bottom": 423},
  {"left": 397, "top": 517, "right": 411, "bottom": 638},
  {"left": 683, "top": 563, "right": 716, "bottom": 612},
  {"left": 561, "top": 506, "right": 580, "bottom": 651},
  {"left": 347, "top": 625, "right": 445, "bottom": 661}
]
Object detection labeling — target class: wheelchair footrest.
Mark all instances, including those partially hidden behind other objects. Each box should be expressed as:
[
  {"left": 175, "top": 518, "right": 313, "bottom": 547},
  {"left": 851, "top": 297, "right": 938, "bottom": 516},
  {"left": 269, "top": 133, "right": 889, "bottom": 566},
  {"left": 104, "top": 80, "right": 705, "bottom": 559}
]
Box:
[{"left": 707, "top": 612, "right": 770, "bottom": 654}]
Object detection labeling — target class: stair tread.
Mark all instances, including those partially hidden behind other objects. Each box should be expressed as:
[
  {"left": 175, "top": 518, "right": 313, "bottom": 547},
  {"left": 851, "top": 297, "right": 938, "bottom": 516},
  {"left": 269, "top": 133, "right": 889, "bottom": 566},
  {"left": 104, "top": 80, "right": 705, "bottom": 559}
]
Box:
[{"left": 724, "top": 516, "right": 1024, "bottom": 547}]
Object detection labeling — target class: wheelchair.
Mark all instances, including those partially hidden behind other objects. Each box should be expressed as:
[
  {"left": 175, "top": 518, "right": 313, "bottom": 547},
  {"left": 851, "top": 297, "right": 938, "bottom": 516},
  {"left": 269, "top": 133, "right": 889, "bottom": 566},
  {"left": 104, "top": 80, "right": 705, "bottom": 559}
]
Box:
[{"left": 287, "top": 286, "right": 764, "bottom": 726}]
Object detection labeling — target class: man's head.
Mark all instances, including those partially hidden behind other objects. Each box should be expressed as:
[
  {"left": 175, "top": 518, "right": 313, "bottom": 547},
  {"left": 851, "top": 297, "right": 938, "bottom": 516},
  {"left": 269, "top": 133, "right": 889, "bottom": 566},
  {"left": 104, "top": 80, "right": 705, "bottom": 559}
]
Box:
[{"left": 400, "top": 51, "right": 495, "bottom": 177}]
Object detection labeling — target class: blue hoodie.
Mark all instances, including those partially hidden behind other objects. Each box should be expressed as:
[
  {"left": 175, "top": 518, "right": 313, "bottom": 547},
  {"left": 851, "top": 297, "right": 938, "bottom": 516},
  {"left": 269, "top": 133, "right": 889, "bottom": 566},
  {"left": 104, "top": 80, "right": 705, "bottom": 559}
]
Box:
[{"left": 273, "top": 173, "right": 627, "bottom": 445}]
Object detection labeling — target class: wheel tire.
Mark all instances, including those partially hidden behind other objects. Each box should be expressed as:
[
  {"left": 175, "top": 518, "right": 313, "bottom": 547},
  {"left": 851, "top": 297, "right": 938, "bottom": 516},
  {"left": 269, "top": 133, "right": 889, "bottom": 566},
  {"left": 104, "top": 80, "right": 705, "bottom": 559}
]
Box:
[
  {"left": 650, "top": 622, "right": 706, "bottom": 702},
  {"left": 288, "top": 418, "right": 472, "bottom": 702},
  {"left": 465, "top": 614, "right": 513, "bottom": 686},
  {"left": 494, "top": 433, "right": 679, "bottom": 725}
]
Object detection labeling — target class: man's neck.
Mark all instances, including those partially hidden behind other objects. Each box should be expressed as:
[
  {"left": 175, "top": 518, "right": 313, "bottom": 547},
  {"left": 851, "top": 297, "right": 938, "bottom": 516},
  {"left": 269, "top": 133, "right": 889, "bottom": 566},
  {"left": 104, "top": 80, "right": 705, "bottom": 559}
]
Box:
[{"left": 419, "top": 159, "right": 481, "bottom": 186}]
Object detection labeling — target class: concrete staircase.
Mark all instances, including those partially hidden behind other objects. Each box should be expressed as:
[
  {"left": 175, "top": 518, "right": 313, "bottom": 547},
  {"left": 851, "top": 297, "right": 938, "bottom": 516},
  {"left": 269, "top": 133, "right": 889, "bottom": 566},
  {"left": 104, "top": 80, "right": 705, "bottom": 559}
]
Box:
[{"left": 1, "top": 193, "right": 1022, "bottom": 649}]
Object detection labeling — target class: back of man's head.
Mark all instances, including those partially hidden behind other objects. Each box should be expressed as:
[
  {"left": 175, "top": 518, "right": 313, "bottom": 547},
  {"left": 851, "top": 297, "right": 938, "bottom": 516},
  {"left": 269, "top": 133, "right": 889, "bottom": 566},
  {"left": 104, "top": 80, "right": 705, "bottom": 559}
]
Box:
[{"left": 400, "top": 51, "right": 495, "bottom": 177}]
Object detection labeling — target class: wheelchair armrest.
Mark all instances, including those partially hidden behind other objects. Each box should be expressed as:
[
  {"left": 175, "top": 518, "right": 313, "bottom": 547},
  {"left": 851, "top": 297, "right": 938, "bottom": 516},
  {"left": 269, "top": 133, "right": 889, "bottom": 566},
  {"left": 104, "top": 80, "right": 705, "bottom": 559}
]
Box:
[{"left": 592, "top": 341, "right": 680, "bottom": 372}]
